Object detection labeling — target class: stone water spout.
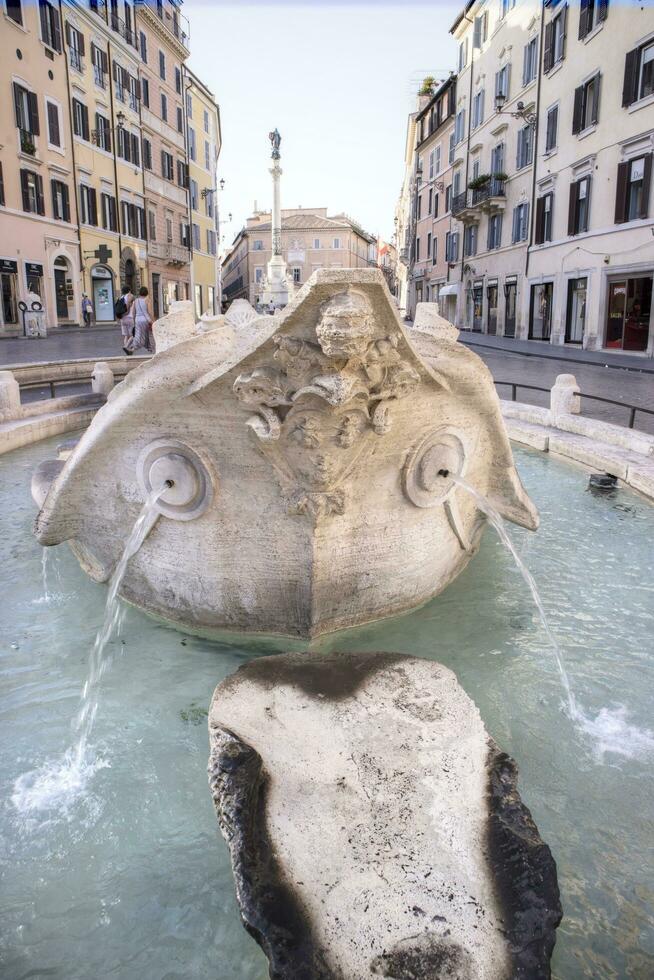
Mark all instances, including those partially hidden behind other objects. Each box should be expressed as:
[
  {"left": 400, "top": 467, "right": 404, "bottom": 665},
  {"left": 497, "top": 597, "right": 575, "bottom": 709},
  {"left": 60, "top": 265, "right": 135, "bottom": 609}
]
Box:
[{"left": 32, "top": 270, "right": 538, "bottom": 639}]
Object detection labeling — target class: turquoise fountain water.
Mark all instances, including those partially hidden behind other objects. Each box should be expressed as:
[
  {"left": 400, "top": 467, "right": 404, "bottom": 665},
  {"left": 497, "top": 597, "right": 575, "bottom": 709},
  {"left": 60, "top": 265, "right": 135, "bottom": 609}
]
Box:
[{"left": 2, "top": 434, "right": 654, "bottom": 979}]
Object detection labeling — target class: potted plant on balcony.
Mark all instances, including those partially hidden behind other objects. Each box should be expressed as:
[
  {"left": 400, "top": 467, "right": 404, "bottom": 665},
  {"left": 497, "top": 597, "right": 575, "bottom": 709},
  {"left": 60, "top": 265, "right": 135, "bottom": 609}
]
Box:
[
  {"left": 20, "top": 131, "right": 36, "bottom": 156},
  {"left": 419, "top": 76, "right": 436, "bottom": 96},
  {"left": 468, "top": 174, "right": 491, "bottom": 191},
  {"left": 491, "top": 171, "right": 508, "bottom": 183}
]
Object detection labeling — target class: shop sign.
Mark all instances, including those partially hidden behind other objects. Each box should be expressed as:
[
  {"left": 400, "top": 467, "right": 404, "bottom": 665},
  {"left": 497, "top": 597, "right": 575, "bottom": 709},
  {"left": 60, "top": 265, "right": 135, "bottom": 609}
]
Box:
[{"left": 0, "top": 259, "right": 18, "bottom": 274}]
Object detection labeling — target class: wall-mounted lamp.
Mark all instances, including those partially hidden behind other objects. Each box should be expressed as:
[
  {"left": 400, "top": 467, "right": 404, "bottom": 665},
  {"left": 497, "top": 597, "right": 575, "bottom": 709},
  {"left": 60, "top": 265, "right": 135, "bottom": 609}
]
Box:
[{"left": 494, "top": 94, "right": 537, "bottom": 129}]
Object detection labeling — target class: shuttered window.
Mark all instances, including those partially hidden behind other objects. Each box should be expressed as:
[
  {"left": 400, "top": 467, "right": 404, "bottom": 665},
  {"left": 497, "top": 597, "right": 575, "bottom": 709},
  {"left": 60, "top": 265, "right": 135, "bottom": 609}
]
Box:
[
  {"left": 95, "top": 113, "right": 111, "bottom": 152},
  {"left": 39, "top": 0, "right": 62, "bottom": 52},
  {"left": 101, "top": 193, "right": 117, "bottom": 231},
  {"left": 535, "top": 193, "right": 554, "bottom": 245},
  {"left": 51, "top": 180, "right": 70, "bottom": 222},
  {"left": 13, "top": 84, "right": 39, "bottom": 136},
  {"left": 21, "top": 170, "right": 45, "bottom": 214},
  {"left": 615, "top": 155, "right": 652, "bottom": 223},
  {"left": 579, "top": 0, "right": 609, "bottom": 41},
  {"left": 622, "top": 42, "right": 654, "bottom": 107},
  {"left": 143, "top": 138, "right": 152, "bottom": 170},
  {"left": 141, "top": 78, "right": 150, "bottom": 108},
  {"left": 545, "top": 105, "right": 558, "bottom": 153},
  {"left": 568, "top": 176, "right": 591, "bottom": 235},
  {"left": 72, "top": 99, "right": 90, "bottom": 141},
  {"left": 80, "top": 185, "right": 98, "bottom": 225},
  {"left": 572, "top": 73, "right": 600, "bottom": 134},
  {"left": 544, "top": 6, "right": 567, "bottom": 73}
]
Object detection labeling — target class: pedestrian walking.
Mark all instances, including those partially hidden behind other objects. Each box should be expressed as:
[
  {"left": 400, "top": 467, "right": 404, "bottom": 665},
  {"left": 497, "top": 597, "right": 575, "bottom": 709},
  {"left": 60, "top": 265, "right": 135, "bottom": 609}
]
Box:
[
  {"left": 82, "top": 294, "right": 94, "bottom": 327},
  {"left": 125, "top": 287, "right": 154, "bottom": 354},
  {"left": 115, "top": 286, "right": 134, "bottom": 354}
]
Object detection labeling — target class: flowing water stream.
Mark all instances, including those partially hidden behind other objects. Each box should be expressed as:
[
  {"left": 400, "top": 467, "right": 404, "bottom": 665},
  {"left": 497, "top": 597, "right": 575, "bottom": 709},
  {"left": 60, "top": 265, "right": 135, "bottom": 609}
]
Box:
[
  {"left": 449, "top": 473, "right": 654, "bottom": 761},
  {"left": 12, "top": 485, "right": 167, "bottom": 816}
]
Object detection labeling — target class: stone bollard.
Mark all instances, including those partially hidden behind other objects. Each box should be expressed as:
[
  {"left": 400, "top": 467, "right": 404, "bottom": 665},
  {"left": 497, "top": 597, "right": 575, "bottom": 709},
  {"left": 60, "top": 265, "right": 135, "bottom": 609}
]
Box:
[
  {"left": 91, "top": 361, "right": 115, "bottom": 396},
  {"left": 550, "top": 373, "right": 580, "bottom": 418},
  {"left": 0, "top": 370, "right": 22, "bottom": 421}
]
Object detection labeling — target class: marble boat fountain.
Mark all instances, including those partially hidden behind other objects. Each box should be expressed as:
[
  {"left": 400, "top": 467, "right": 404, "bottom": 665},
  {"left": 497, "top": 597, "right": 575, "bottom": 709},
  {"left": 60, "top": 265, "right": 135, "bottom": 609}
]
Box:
[
  {"left": 32, "top": 268, "right": 537, "bottom": 640},
  {"left": 31, "top": 269, "right": 561, "bottom": 978}
]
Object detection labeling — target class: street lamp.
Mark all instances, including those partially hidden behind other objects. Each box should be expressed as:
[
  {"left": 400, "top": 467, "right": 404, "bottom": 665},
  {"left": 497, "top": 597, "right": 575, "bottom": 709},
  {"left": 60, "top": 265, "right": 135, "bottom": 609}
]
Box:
[{"left": 494, "top": 94, "right": 537, "bottom": 129}]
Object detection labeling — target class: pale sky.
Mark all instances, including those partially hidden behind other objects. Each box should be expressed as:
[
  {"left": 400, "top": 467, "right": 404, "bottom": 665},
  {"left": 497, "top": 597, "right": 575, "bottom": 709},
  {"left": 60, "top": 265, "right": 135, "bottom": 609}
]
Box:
[{"left": 184, "top": 0, "right": 460, "bottom": 248}]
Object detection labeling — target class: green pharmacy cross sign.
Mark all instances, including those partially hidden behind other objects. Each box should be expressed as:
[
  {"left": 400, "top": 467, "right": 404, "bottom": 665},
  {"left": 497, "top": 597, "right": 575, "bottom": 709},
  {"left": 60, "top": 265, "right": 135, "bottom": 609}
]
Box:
[{"left": 94, "top": 245, "right": 113, "bottom": 264}]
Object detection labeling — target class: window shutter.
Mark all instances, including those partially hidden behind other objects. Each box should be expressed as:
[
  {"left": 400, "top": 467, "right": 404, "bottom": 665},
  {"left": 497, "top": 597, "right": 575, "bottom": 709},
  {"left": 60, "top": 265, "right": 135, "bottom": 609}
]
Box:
[
  {"left": 640, "top": 154, "right": 652, "bottom": 219},
  {"left": 90, "top": 41, "right": 96, "bottom": 64},
  {"left": 522, "top": 43, "right": 528, "bottom": 86},
  {"left": 36, "top": 174, "right": 45, "bottom": 215},
  {"left": 479, "top": 90, "right": 485, "bottom": 125},
  {"left": 568, "top": 181, "right": 578, "bottom": 234},
  {"left": 598, "top": 0, "right": 608, "bottom": 23},
  {"left": 104, "top": 117, "right": 112, "bottom": 152},
  {"left": 578, "top": 0, "right": 590, "bottom": 39},
  {"left": 90, "top": 187, "right": 97, "bottom": 225},
  {"left": 28, "top": 91, "right": 40, "bottom": 136},
  {"left": 473, "top": 17, "right": 481, "bottom": 48},
  {"left": 63, "top": 183, "right": 70, "bottom": 222},
  {"left": 132, "top": 134, "right": 140, "bottom": 166},
  {"left": 543, "top": 21, "right": 553, "bottom": 74},
  {"left": 562, "top": 4, "right": 568, "bottom": 59},
  {"left": 83, "top": 105, "right": 89, "bottom": 141},
  {"left": 20, "top": 170, "right": 30, "bottom": 211},
  {"left": 535, "top": 196, "right": 545, "bottom": 244},
  {"left": 590, "top": 73, "right": 601, "bottom": 125},
  {"left": 572, "top": 85, "right": 583, "bottom": 134},
  {"left": 39, "top": 0, "right": 48, "bottom": 44},
  {"left": 135, "top": 79, "right": 141, "bottom": 100},
  {"left": 101, "top": 50, "right": 108, "bottom": 74},
  {"left": 52, "top": 6, "right": 62, "bottom": 51},
  {"left": 51, "top": 179, "right": 59, "bottom": 218},
  {"left": 512, "top": 207, "right": 518, "bottom": 243},
  {"left": 112, "top": 61, "right": 118, "bottom": 83},
  {"left": 13, "top": 83, "right": 24, "bottom": 129},
  {"left": 78, "top": 31, "right": 85, "bottom": 56},
  {"left": 621, "top": 49, "right": 639, "bottom": 107},
  {"left": 161, "top": 150, "right": 165, "bottom": 176},
  {"left": 614, "top": 163, "right": 628, "bottom": 223},
  {"left": 65, "top": 21, "right": 71, "bottom": 46}
]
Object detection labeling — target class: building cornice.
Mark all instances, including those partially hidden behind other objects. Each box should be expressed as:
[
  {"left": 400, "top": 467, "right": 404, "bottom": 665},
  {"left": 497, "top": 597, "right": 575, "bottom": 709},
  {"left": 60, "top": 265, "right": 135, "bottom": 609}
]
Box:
[{"left": 136, "top": 3, "right": 189, "bottom": 61}]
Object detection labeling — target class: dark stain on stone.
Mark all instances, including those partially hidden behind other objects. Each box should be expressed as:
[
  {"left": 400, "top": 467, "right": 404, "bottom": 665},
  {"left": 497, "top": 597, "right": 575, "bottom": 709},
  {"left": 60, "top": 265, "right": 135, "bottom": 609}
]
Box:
[
  {"left": 208, "top": 725, "right": 339, "bottom": 980},
  {"left": 223, "top": 649, "right": 409, "bottom": 702},
  {"left": 486, "top": 741, "right": 563, "bottom": 979},
  {"left": 371, "top": 932, "right": 474, "bottom": 978}
]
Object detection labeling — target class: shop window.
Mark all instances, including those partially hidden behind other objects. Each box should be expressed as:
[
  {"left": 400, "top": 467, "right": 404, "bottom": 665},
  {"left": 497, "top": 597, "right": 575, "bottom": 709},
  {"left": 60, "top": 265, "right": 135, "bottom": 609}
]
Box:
[
  {"left": 529, "top": 282, "right": 553, "bottom": 340},
  {"left": 566, "top": 277, "right": 587, "bottom": 344},
  {"left": 605, "top": 277, "right": 652, "bottom": 352}
]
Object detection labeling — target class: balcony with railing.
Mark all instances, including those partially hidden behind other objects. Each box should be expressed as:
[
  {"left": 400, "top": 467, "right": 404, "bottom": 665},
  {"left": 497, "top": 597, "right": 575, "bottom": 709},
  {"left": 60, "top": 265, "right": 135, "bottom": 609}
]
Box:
[
  {"left": 452, "top": 178, "right": 506, "bottom": 221},
  {"left": 149, "top": 241, "right": 190, "bottom": 266},
  {"left": 136, "top": 0, "right": 190, "bottom": 53},
  {"left": 110, "top": 12, "right": 138, "bottom": 49}
]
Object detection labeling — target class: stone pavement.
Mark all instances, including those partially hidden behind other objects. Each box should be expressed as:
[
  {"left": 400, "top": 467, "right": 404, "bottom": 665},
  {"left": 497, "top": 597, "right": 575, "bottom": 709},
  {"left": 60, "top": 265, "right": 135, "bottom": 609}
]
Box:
[
  {"left": 459, "top": 330, "right": 654, "bottom": 374},
  {"left": 0, "top": 325, "right": 123, "bottom": 367}
]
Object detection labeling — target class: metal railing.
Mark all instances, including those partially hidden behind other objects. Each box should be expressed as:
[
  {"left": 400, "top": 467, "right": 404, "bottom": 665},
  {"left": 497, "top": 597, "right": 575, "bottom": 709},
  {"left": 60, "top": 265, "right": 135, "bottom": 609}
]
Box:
[
  {"left": 110, "top": 12, "right": 138, "bottom": 49},
  {"left": 18, "top": 372, "right": 131, "bottom": 400},
  {"left": 494, "top": 380, "right": 654, "bottom": 430},
  {"left": 471, "top": 177, "right": 505, "bottom": 205}
]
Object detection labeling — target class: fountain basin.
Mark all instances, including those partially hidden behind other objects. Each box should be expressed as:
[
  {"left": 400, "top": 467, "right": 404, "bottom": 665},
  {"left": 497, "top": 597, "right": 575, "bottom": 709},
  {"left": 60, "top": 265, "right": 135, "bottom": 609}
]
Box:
[{"left": 2, "top": 437, "right": 654, "bottom": 978}]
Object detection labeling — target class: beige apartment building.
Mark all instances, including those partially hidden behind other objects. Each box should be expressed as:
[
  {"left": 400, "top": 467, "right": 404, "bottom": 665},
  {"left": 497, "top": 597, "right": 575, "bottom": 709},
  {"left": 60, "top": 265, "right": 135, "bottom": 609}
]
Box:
[
  {"left": 136, "top": 0, "right": 190, "bottom": 319},
  {"left": 222, "top": 208, "right": 377, "bottom": 308},
  {"left": 183, "top": 66, "right": 221, "bottom": 318},
  {"left": 410, "top": 74, "right": 458, "bottom": 322},
  {"left": 394, "top": 108, "right": 420, "bottom": 317},
  {"left": 528, "top": 0, "right": 654, "bottom": 355},
  {"left": 450, "top": 0, "right": 542, "bottom": 337},
  {"left": 61, "top": 0, "right": 146, "bottom": 322},
  {"left": 1, "top": 0, "right": 81, "bottom": 334}
]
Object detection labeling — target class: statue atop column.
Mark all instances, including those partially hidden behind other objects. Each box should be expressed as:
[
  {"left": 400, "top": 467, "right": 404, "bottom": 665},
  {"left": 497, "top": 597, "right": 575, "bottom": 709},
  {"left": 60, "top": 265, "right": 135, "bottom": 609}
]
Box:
[{"left": 268, "top": 129, "right": 281, "bottom": 160}]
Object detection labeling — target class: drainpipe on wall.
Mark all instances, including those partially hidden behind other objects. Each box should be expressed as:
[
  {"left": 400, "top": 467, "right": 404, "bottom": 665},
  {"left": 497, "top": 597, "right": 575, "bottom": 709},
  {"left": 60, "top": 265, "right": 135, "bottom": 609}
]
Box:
[
  {"left": 182, "top": 67, "right": 194, "bottom": 308},
  {"left": 134, "top": 7, "right": 148, "bottom": 292},
  {"left": 59, "top": 0, "right": 85, "bottom": 323},
  {"left": 458, "top": 11, "right": 475, "bottom": 302},
  {"left": 524, "top": 0, "right": 546, "bottom": 287},
  {"left": 107, "top": 38, "right": 124, "bottom": 288}
]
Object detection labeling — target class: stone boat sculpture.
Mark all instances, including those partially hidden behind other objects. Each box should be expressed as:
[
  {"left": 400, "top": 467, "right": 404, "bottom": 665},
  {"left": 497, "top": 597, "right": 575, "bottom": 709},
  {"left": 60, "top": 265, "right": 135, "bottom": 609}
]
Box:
[{"left": 33, "top": 269, "right": 538, "bottom": 639}]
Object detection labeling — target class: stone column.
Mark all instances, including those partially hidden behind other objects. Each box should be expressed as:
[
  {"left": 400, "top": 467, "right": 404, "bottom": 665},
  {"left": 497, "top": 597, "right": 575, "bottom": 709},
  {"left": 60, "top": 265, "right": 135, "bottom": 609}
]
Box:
[
  {"left": 261, "top": 128, "right": 291, "bottom": 309},
  {"left": 550, "top": 373, "right": 580, "bottom": 418},
  {"left": 0, "top": 371, "right": 21, "bottom": 420}
]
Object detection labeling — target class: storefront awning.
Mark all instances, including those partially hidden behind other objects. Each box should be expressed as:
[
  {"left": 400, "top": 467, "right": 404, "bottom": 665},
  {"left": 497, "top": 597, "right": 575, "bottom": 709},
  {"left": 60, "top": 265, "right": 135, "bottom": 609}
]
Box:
[{"left": 438, "top": 283, "right": 460, "bottom": 297}]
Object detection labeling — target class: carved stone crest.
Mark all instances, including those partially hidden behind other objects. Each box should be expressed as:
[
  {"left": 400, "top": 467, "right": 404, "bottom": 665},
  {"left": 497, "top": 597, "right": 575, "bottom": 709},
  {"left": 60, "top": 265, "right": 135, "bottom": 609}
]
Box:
[{"left": 233, "top": 288, "right": 420, "bottom": 517}]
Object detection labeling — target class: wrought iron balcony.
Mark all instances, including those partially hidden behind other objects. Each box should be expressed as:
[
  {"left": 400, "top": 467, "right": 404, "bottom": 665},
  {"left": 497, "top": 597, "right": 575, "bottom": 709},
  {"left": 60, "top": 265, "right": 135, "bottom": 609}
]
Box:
[
  {"left": 451, "top": 191, "right": 469, "bottom": 217},
  {"left": 452, "top": 179, "right": 506, "bottom": 220},
  {"left": 110, "top": 12, "right": 138, "bottom": 49},
  {"left": 471, "top": 177, "right": 506, "bottom": 208},
  {"left": 149, "top": 241, "right": 190, "bottom": 266}
]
